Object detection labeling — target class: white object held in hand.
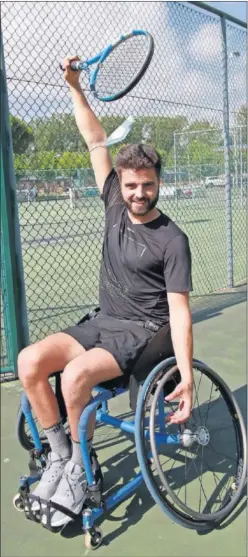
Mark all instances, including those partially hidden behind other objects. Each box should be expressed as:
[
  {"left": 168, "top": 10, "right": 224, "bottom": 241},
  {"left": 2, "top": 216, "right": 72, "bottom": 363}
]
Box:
[{"left": 105, "top": 116, "right": 135, "bottom": 147}]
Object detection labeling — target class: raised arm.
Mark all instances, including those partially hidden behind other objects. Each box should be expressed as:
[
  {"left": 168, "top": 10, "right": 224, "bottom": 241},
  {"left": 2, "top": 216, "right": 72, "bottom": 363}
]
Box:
[{"left": 63, "top": 56, "right": 113, "bottom": 193}]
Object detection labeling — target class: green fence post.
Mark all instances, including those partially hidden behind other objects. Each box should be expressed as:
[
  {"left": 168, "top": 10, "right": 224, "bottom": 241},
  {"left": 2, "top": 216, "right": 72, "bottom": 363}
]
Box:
[{"left": 0, "top": 27, "right": 30, "bottom": 377}]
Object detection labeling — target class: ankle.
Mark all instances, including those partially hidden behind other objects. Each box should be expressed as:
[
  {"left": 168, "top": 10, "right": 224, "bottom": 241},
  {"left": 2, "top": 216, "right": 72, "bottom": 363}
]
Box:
[
  {"left": 44, "top": 420, "right": 71, "bottom": 459},
  {"left": 71, "top": 438, "right": 93, "bottom": 467}
]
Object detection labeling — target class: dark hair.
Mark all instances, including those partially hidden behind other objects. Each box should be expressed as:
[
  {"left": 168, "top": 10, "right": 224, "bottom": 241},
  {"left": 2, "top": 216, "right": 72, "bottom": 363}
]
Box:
[{"left": 115, "top": 143, "right": 161, "bottom": 178}]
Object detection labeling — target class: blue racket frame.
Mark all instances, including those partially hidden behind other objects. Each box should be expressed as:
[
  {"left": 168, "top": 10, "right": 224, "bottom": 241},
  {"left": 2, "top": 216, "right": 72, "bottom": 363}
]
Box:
[{"left": 70, "top": 29, "right": 152, "bottom": 102}]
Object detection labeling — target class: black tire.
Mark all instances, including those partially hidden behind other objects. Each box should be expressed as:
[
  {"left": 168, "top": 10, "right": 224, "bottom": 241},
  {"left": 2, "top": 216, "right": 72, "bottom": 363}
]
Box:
[
  {"left": 147, "top": 360, "right": 247, "bottom": 524},
  {"left": 135, "top": 360, "right": 210, "bottom": 530},
  {"left": 16, "top": 373, "right": 68, "bottom": 451}
]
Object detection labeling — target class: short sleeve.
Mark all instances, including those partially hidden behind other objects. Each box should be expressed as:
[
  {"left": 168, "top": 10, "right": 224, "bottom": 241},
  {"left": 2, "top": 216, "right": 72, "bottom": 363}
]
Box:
[
  {"left": 164, "top": 234, "right": 193, "bottom": 293},
  {"left": 101, "top": 168, "right": 123, "bottom": 208}
]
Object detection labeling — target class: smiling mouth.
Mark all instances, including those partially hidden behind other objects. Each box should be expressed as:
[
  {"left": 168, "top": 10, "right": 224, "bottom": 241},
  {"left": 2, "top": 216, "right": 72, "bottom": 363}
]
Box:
[{"left": 133, "top": 200, "right": 147, "bottom": 204}]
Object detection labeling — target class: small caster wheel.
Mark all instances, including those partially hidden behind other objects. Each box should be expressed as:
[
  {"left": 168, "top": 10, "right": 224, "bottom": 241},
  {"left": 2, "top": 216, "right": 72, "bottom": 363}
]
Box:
[
  {"left": 85, "top": 527, "right": 103, "bottom": 550},
  {"left": 13, "top": 493, "right": 24, "bottom": 512}
]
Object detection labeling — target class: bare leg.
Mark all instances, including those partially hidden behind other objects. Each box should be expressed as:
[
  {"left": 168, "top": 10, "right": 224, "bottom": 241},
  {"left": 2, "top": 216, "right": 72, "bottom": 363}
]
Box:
[
  {"left": 18, "top": 332, "right": 86, "bottom": 428},
  {"left": 61, "top": 347, "right": 123, "bottom": 441}
]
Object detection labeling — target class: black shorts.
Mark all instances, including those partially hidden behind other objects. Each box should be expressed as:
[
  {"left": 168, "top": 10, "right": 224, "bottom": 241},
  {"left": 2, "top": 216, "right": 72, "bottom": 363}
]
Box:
[{"left": 63, "top": 312, "right": 157, "bottom": 377}]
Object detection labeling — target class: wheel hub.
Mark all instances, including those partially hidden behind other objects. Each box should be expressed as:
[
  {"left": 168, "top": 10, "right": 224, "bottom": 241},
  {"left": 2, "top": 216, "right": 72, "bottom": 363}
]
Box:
[
  {"left": 180, "top": 426, "right": 210, "bottom": 447},
  {"left": 180, "top": 428, "right": 195, "bottom": 447},
  {"left": 196, "top": 426, "right": 210, "bottom": 446}
]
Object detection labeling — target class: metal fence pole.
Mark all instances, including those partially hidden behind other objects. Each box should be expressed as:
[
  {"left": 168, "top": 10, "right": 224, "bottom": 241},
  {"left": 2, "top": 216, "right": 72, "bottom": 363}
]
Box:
[
  {"left": 0, "top": 26, "right": 30, "bottom": 375},
  {"left": 220, "top": 16, "right": 234, "bottom": 288},
  {"left": 239, "top": 126, "right": 243, "bottom": 208},
  {"left": 1, "top": 2, "right": 246, "bottom": 355}
]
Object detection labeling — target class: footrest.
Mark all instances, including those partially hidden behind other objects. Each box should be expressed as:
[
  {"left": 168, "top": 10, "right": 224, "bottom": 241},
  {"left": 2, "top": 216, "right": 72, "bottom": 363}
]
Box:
[
  {"left": 22, "top": 493, "right": 42, "bottom": 523},
  {"left": 41, "top": 500, "right": 80, "bottom": 531}
]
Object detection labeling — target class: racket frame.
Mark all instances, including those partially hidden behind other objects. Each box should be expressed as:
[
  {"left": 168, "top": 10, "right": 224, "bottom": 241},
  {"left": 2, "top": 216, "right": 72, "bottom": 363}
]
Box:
[{"left": 71, "top": 30, "right": 154, "bottom": 102}]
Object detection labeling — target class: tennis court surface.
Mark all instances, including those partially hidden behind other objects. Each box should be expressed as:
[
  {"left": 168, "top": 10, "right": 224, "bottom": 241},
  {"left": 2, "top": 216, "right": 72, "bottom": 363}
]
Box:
[{"left": 1, "top": 285, "right": 246, "bottom": 557}]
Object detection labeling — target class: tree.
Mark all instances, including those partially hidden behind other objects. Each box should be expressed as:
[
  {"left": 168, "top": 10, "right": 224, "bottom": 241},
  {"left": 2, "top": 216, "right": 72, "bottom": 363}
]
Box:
[
  {"left": 236, "top": 105, "right": 247, "bottom": 146},
  {"left": 172, "top": 121, "right": 224, "bottom": 178},
  {"left": 14, "top": 150, "right": 91, "bottom": 173},
  {"left": 10, "top": 115, "right": 34, "bottom": 154},
  {"left": 33, "top": 114, "right": 87, "bottom": 152},
  {"left": 100, "top": 116, "right": 123, "bottom": 138},
  {"left": 236, "top": 105, "right": 247, "bottom": 127},
  {"left": 32, "top": 113, "right": 188, "bottom": 162}
]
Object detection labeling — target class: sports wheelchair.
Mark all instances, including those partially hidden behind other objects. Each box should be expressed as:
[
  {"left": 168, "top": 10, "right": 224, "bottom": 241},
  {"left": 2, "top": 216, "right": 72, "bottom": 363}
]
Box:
[{"left": 14, "top": 310, "right": 247, "bottom": 550}]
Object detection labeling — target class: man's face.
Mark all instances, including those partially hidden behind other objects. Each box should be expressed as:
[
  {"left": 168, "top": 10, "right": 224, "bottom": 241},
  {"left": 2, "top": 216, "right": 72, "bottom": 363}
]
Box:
[{"left": 120, "top": 168, "right": 159, "bottom": 216}]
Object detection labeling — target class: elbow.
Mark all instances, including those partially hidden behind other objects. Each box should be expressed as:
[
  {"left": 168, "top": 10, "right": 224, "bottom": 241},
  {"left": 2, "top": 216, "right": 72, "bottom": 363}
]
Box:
[{"left": 86, "top": 132, "right": 107, "bottom": 151}]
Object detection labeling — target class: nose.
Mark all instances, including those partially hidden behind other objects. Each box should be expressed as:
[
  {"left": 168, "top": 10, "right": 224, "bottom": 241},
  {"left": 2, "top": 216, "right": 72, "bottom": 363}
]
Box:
[{"left": 135, "top": 185, "right": 145, "bottom": 198}]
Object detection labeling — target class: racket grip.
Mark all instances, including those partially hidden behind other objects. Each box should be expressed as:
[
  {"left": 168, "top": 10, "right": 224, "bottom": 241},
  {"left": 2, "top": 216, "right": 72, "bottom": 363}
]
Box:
[
  {"left": 59, "top": 61, "right": 83, "bottom": 72},
  {"left": 70, "top": 61, "right": 81, "bottom": 71}
]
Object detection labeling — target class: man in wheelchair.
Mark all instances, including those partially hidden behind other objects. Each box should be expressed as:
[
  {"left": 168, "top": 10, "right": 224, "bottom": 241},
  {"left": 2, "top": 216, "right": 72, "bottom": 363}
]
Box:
[{"left": 17, "top": 56, "right": 194, "bottom": 529}]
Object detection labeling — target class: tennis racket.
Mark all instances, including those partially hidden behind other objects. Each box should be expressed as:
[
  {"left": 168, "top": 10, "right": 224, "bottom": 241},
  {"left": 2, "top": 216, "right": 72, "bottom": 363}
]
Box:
[{"left": 61, "top": 30, "right": 154, "bottom": 102}]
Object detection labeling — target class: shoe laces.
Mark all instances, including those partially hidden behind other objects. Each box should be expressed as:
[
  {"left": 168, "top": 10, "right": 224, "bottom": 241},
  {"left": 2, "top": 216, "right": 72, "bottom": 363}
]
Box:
[
  {"left": 43, "top": 452, "right": 63, "bottom": 476},
  {"left": 59, "top": 464, "right": 84, "bottom": 499}
]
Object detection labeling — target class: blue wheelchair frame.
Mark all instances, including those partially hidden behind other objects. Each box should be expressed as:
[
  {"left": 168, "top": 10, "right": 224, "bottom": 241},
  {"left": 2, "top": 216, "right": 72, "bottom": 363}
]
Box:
[
  {"left": 17, "top": 352, "right": 247, "bottom": 545},
  {"left": 19, "top": 356, "right": 182, "bottom": 533}
]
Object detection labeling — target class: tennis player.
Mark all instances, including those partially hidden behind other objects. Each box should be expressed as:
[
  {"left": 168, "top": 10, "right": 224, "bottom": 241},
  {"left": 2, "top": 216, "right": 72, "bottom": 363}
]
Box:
[{"left": 18, "top": 56, "right": 193, "bottom": 527}]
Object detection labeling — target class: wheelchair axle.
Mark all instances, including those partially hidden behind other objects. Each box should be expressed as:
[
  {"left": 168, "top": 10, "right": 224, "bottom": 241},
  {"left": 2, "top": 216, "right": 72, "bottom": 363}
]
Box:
[{"left": 180, "top": 426, "right": 210, "bottom": 448}]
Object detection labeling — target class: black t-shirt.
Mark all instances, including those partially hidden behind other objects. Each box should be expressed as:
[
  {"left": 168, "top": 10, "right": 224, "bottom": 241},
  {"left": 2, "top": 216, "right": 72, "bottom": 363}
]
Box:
[{"left": 99, "top": 169, "right": 193, "bottom": 326}]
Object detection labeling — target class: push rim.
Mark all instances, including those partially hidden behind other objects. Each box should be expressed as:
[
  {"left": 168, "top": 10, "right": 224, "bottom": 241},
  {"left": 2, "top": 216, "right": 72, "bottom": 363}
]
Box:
[{"left": 149, "top": 361, "right": 246, "bottom": 522}]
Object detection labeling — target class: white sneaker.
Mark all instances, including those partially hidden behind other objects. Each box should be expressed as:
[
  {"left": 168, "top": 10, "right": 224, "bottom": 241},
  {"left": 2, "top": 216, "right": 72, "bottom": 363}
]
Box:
[
  {"left": 28, "top": 452, "right": 69, "bottom": 512},
  {"left": 41, "top": 460, "right": 88, "bottom": 528}
]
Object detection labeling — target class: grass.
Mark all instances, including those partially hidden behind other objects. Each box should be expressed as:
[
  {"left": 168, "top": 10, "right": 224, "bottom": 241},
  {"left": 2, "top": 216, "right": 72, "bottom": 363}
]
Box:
[{"left": 5, "top": 188, "right": 247, "bottom": 347}]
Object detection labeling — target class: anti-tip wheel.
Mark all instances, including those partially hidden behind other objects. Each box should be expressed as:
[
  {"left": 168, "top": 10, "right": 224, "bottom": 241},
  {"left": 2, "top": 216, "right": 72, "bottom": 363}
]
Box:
[
  {"left": 13, "top": 493, "right": 24, "bottom": 512},
  {"left": 85, "top": 527, "right": 103, "bottom": 550}
]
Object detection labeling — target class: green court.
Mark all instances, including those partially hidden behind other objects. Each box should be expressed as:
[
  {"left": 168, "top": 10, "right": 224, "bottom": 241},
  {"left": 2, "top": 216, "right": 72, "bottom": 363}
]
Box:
[{"left": 1, "top": 286, "right": 246, "bottom": 557}]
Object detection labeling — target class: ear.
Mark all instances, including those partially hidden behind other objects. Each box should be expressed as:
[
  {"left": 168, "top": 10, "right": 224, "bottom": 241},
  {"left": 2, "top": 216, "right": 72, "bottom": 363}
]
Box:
[{"left": 116, "top": 168, "right": 122, "bottom": 181}]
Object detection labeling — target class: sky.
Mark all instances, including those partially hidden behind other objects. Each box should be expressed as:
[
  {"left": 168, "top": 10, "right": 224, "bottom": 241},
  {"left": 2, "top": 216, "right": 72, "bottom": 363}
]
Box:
[
  {"left": 204, "top": 2, "right": 247, "bottom": 22},
  {"left": 2, "top": 1, "right": 246, "bottom": 127}
]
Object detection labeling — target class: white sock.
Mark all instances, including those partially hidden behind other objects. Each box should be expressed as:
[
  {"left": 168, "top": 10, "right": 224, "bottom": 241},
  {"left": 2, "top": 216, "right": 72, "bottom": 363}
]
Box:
[{"left": 44, "top": 420, "right": 71, "bottom": 459}]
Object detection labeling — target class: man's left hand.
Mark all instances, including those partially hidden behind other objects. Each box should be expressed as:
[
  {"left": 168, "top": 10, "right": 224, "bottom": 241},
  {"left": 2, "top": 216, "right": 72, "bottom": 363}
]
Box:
[{"left": 164, "top": 380, "right": 193, "bottom": 424}]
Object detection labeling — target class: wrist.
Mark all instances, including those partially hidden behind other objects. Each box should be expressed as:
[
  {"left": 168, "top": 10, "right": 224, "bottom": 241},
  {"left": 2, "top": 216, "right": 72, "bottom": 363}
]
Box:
[{"left": 180, "top": 369, "right": 193, "bottom": 384}]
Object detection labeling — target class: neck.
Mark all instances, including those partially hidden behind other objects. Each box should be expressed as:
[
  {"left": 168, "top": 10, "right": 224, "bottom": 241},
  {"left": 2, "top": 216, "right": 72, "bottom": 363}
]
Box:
[{"left": 127, "top": 207, "right": 160, "bottom": 224}]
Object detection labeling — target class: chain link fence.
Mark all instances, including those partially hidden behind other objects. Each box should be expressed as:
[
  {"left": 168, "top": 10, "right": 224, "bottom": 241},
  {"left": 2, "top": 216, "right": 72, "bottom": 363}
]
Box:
[{"left": 1, "top": 1, "right": 247, "bottom": 359}]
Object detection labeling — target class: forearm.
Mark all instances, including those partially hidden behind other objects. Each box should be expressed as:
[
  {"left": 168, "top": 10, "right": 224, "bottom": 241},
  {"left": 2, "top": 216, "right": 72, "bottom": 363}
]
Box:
[
  {"left": 169, "top": 308, "right": 193, "bottom": 383},
  {"left": 69, "top": 84, "right": 106, "bottom": 148}
]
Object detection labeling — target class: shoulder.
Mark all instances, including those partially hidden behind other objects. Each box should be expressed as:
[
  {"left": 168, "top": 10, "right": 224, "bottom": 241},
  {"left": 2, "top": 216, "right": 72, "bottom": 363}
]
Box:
[
  {"left": 101, "top": 168, "right": 123, "bottom": 208},
  {"left": 101, "top": 168, "right": 120, "bottom": 200},
  {"left": 101, "top": 168, "right": 120, "bottom": 193},
  {"left": 158, "top": 212, "right": 190, "bottom": 246}
]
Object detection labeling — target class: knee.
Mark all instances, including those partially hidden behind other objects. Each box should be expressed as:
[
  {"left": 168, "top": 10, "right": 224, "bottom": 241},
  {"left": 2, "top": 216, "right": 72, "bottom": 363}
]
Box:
[
  {"left": 61, "top": 363, "right": 89, "bottom": 402},
  {"left": 17, "top": 345, "right": 42, "bottom": 388}
]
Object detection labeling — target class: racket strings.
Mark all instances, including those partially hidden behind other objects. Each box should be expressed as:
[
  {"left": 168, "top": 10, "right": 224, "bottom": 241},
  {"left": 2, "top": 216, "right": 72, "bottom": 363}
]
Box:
[{"left": 95, "top": 35, "right": 149, "bottom": 97}]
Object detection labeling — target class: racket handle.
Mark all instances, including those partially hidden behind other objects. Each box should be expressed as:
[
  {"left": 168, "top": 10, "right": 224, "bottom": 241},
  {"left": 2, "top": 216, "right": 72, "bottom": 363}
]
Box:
[
  {"left": 59, "top": 60, "right": 85, "bottom": 72},
  {"left": 70, "top": 60, "right": 82, "bottom": 71}
]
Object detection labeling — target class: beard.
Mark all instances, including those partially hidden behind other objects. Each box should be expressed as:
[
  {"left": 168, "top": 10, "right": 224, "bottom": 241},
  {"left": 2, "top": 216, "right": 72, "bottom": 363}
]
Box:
[{"left": 123, "top": 190, "right": 159, "bottom": 216}]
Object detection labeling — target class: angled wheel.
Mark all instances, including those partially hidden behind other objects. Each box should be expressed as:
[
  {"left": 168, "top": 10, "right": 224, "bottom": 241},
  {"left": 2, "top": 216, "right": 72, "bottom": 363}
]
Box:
[
  {"left": 16, "top": 374, "right": 68, "bottom": 451},
  {"left": 135, "top": 358, "right": 247, "bottom": 529},
  {"left": 16, "top": 405, "right": 50, "bottom": 451},
  {"left": 16, "top": 404, "right": 70, "bottom": 451},
  {"left": 85, "top": 527, "right": 103, "bottom": 549},
  {"left": 13, "top": 493, "right": 24, "bottom": 512}
]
